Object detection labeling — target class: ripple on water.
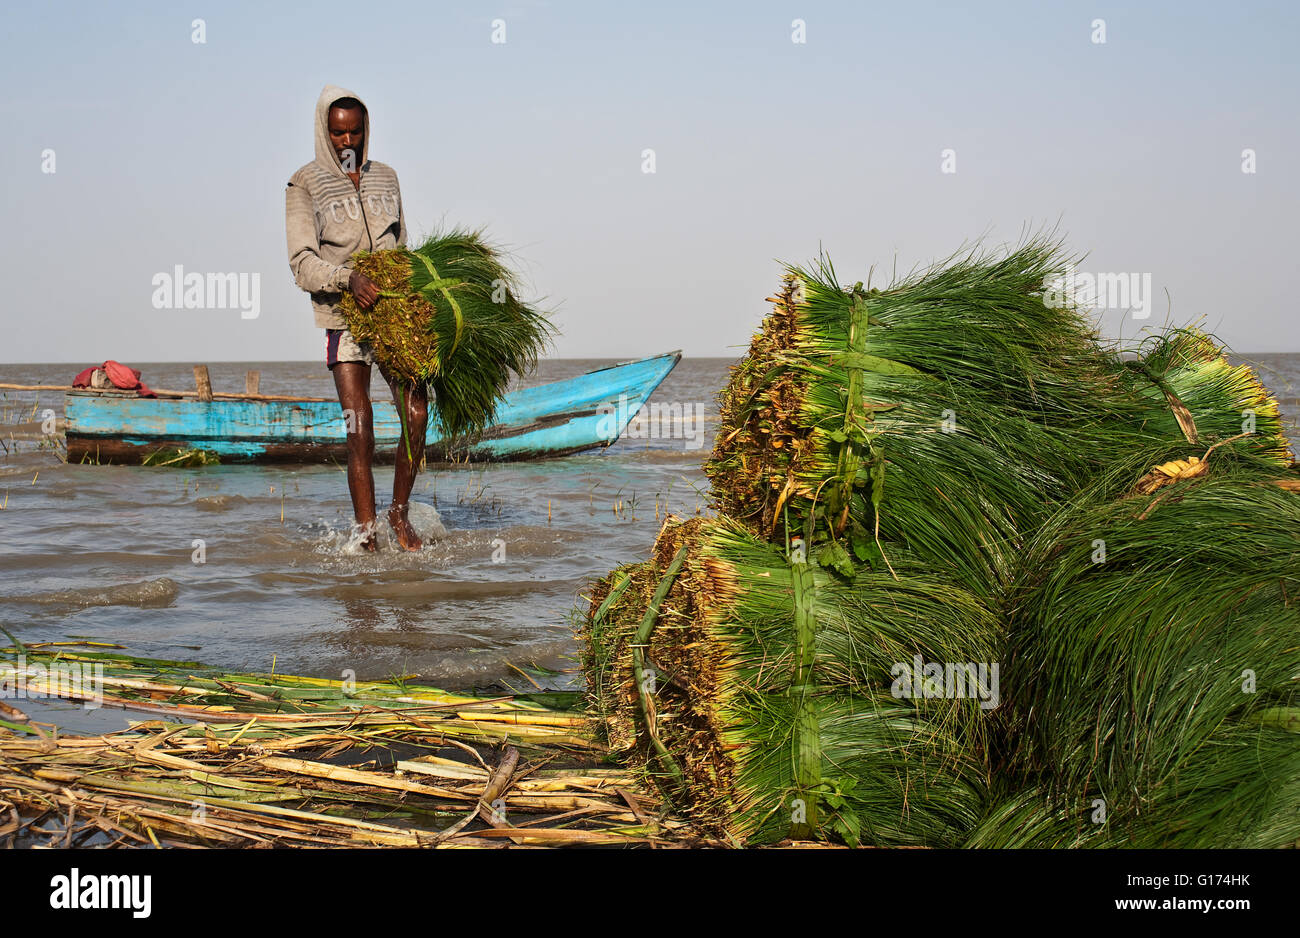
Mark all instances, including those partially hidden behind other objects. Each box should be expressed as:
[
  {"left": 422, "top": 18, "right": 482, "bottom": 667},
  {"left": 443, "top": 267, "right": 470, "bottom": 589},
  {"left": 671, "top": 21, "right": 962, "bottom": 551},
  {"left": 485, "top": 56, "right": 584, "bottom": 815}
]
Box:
[
  {"left": 7, "top": 576, "right": 179, "bottom": 609},
  {"left": 193, "top": 494, "right": 251, "bottom": 512}
]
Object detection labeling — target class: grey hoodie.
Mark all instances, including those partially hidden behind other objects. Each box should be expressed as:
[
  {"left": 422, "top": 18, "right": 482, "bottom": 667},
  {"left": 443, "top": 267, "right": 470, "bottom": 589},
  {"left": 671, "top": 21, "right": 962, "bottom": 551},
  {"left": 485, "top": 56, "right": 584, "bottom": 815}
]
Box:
[{"left": 285, "top": 84, "right": 407, "bottom": 329}]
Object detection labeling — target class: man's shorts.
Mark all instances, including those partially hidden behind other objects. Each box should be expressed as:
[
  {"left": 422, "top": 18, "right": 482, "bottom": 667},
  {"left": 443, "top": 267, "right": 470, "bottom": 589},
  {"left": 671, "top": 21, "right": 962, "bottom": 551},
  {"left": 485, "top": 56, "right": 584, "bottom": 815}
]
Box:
[{"left": 325, "top": 328, "right": 375, "bottom": 369}]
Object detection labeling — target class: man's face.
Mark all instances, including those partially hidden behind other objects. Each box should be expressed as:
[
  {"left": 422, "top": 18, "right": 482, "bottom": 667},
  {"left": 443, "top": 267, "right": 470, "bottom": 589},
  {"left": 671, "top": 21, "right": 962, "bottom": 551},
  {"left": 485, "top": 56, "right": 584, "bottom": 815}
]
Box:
[{"left": 328, "top": 106, "right": 364, "bottom": 172}]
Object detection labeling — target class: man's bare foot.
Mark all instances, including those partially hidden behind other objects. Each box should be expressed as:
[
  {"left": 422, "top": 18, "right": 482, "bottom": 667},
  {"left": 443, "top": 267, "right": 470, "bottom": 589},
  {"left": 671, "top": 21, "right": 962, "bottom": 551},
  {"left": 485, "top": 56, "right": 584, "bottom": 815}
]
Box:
[
  {"left": 388, "top": 505, "right": 423, "bottom": 551},
  {"left": 357, "top": 518, "right": 379, "bottom": 552}
]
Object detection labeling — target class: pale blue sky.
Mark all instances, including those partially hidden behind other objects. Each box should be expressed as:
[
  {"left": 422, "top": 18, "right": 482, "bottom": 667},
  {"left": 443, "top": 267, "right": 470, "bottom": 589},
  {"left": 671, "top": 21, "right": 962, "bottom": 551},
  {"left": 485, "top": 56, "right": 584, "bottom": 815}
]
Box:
[{"left": 3, "top": 0, "right": 1297, "bottom": 362}]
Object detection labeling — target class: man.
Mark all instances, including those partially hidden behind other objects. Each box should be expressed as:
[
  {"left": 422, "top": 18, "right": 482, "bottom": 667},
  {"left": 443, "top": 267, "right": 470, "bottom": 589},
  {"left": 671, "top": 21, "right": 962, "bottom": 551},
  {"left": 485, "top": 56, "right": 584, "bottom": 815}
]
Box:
[{"left": 286, "top": 85, "right": 426, "bottom": 551}]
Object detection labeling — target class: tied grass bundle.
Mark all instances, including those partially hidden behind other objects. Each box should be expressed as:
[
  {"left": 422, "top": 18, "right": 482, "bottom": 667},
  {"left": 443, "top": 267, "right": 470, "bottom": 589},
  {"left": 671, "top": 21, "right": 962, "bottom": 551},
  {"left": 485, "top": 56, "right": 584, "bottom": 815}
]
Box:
[
  {"left": 706, "top": 239, "right": 1125, "bottom": 596},
  {"left": 1116, "top": 326, "right": 1293, "bottom": 466},
  {"left": 988, "top": 461, "right": 1300, "bottom": 848},
  {"left": 583, "top": 516, "right": 995, "bottom": 846},
  {"left": 339, "top": 228, "right": 553, "bottom": 439}
]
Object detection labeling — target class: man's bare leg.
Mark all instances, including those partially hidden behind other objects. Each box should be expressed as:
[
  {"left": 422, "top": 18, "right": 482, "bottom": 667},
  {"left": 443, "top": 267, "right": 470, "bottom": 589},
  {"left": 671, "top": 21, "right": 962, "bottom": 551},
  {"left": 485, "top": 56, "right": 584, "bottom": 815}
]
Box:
[
  {"left": 382, "top": 367, "right": 428, "bottom": 551},
  {"left": 331, "top": 361, "right": 378, "bottom": 551}
]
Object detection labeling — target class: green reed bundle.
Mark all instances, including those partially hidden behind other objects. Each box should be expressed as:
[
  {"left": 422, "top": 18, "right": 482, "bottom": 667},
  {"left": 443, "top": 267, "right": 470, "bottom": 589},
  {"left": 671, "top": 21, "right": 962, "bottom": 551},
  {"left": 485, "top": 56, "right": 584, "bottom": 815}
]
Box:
[
  {"left": 706, "top": 239, "right": 1122, "bottom": 596},
  {"left": 986, "top": 459, "right": 1300, "bottom": 848},
  {"left": 1116, "top": 327, "right": 1293, "bottom": 466},
  {"left": 339, "top": 228, "right": 553, "bottom": 439},
  {"left": 584, "top": 515, "right": 996, "bottom": 846}
]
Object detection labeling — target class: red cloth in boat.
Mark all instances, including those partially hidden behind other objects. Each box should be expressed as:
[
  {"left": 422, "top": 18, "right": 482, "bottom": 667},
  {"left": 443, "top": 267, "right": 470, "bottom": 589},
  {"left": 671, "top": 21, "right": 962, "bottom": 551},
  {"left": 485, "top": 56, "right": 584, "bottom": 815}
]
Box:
[{"left": 71, "top": 361, "right": 158, "bottom": 398}]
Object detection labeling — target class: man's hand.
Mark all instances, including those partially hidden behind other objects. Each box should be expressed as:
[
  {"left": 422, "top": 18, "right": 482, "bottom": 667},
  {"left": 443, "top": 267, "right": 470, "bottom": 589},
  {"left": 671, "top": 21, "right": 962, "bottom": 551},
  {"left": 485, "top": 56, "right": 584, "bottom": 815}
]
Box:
[{"left": 348, "top": 270, "right": 381, "bottom": 311}]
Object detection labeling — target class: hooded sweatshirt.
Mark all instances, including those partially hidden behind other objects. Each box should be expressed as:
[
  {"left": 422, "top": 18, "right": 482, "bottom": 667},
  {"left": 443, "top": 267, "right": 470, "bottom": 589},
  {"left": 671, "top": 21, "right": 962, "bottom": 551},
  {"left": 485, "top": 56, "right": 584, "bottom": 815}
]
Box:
[{"left": 285, "top": 84, "right": 407, "bottom": 330}]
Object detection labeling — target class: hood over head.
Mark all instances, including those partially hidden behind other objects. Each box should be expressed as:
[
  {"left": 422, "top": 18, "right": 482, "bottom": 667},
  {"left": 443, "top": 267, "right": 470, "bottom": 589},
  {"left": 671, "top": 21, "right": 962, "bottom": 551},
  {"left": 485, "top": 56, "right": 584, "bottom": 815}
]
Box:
[{"left": 314, "top": 84, "right": 369, "bottom": 177}]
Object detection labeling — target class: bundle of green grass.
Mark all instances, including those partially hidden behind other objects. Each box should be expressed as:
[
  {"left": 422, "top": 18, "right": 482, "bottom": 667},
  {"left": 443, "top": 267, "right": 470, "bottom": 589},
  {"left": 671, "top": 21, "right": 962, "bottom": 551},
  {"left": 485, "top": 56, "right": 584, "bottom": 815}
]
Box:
[
  {"left": 973, "top": 456, "right": 1300, "bottom": 848},
  {"left": 585, "top": 514, "right": 997, "bottom": 846},
  {"left": 582, "top": 235, "right": 1299, "bottom": 847},
  {"left": 707, "top": 242, "right": 1111, "bottom": 597},
  {"left": 338, "top": 228, "right": 553, "bottom": 439}
]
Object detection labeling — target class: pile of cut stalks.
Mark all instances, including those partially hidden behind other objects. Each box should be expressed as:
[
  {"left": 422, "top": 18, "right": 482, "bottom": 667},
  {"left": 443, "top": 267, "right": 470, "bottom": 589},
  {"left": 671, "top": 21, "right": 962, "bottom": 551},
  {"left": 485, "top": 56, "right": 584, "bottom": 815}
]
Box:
[{"left": 0, "top": 644, "right": 699, "bottom": 848}]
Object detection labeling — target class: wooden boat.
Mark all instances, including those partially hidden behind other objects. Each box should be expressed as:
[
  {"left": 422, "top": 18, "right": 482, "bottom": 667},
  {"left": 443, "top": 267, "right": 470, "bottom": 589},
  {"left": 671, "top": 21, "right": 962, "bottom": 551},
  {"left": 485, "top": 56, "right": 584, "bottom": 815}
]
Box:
[{"left": 63, "top": 351, "right": 681, "bottom": 464}]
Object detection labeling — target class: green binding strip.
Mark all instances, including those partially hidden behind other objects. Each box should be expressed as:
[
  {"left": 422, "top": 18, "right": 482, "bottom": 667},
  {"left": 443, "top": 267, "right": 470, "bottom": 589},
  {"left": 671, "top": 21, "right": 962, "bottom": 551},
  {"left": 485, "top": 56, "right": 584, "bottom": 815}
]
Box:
[
  {"left": 395, "top": 384, "right": 413, "bottom": 463},
  {"left": 415, "top": 275, "right": 464, "bottom": 292},
  {"left": 411, "top": 252, "right": 466, "bottom": 359},
  {"left": 789, "top": 543, "right": 822, "bottom": 839},
  {"left": 631, "top": 545, "right": 690, "bottom": 793},
  {"left": 377, "top": 278, "right": 462, "bottom": 298},
  {"left": 1253, "top": 707, "right": 1300, "bottom": 733},
  {"left": 830, "top": 351, "right": 925, "bottom": 377},
  {"left": 591, "top": 571, "right": 632, "bottom": 624},
  {"left": 827, "top": 287, "right": 873, "bottom": 533},
  {"left": 1124, "top": 359, "right": 1201, "bottom": 446}
]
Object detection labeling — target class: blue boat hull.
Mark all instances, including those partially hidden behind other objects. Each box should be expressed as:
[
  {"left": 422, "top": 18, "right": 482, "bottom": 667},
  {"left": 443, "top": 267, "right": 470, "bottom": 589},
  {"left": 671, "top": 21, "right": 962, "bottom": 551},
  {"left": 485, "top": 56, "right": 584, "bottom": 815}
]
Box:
[{"left": 65, "top": 352, "right": 681, "bottom": 464}]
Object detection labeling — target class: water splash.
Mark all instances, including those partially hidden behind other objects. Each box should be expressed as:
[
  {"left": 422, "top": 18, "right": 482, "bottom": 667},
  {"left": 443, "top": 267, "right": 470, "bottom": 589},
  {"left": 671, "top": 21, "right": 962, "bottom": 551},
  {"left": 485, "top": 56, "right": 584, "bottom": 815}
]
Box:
[{"left": 313, "top": 500, "right": 448, "bottom": 555}]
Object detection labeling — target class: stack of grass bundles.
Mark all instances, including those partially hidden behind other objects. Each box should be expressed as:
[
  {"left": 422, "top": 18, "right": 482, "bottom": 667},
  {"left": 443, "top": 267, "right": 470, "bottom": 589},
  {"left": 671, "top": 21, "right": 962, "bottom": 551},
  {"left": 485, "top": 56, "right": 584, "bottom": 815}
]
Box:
[
  {"left": 584, "top": 235, "right": 1299, "bottom": 847},
  {"left": 586, "top": 242, "right": 1107, "bottom": 845},
  {"left": 338, "top": 228, "right": 553, "bottom": 439}
]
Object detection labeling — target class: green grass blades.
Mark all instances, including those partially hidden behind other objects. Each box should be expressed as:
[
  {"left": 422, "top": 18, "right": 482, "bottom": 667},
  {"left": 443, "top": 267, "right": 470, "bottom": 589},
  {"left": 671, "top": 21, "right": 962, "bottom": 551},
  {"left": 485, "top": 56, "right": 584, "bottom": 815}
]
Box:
[
  {"left": 717, "top": 690, "right": 987, "bottom": 846},
  {"left": 1000, "top": 466, "right": 1300, "bottom": 847},
  {"left": 141, "top": 447, "right": 220, "bottom": 467},
  {"left": 339, "top": 228, "right": 554, "bottom": 440}
]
